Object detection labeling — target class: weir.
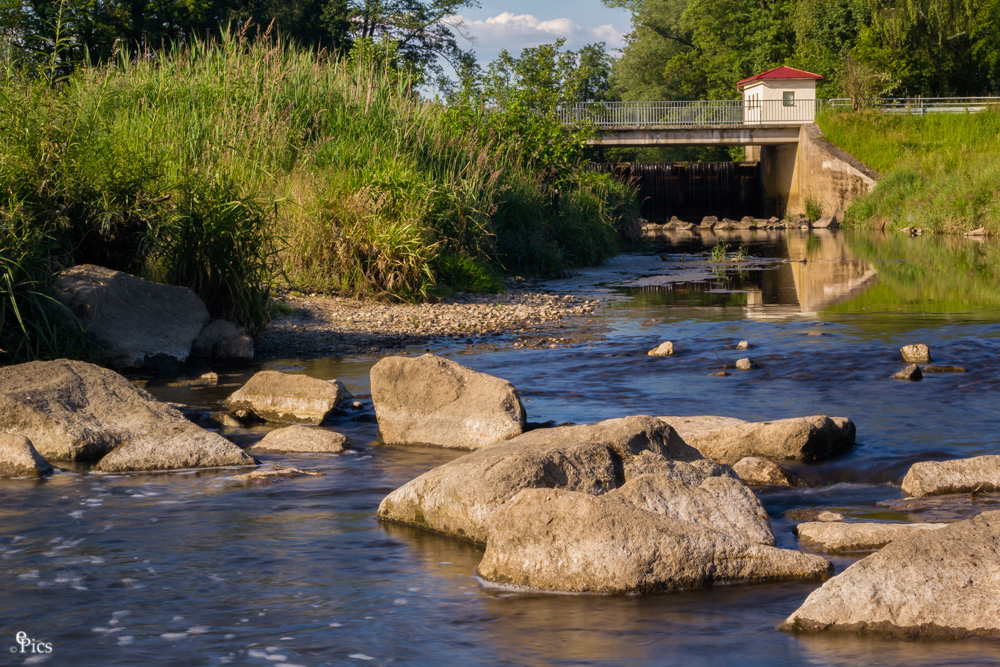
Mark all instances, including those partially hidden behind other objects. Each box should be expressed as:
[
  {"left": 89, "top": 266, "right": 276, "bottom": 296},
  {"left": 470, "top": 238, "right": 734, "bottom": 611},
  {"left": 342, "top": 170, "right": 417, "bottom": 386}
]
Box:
[{"left": 590, "top": 162, "right": 764, "bottom": 221}]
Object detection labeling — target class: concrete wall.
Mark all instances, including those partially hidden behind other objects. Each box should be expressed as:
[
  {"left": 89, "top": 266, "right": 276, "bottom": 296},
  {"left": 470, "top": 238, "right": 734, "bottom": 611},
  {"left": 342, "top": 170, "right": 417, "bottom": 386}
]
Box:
[
  {"left": 756, "top": 124, "right": 878, "bottom": 218},
  {"left": 795, "top": 124, "right": 878, "bottom": 219}
]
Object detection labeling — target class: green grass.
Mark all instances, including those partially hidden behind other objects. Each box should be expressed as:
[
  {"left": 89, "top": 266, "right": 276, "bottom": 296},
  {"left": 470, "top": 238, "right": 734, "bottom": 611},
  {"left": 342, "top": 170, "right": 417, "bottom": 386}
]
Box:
[
  {"left": 817, "top": 109, "right": 1000, "bottom": 234},
  {"left": 0, "top": 31, "right": 637, "bottom": 359}
]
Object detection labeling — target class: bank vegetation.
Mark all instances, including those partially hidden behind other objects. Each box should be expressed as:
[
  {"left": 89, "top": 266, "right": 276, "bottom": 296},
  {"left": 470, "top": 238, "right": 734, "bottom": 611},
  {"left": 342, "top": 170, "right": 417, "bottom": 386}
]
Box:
[{"left": 0, "top": 31, "right": 637, "bottom": 363}]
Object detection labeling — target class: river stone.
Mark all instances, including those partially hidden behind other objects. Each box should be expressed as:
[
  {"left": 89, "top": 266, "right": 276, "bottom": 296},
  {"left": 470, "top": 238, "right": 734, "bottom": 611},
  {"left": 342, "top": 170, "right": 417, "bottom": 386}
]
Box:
[
  {"left": 813, "top": 215, "right": 839, "bottom": 229},
  {"left": 370, "top": 354, "right": 525, "bottom": 449},
  {"left": 648, "top": 341, "right": 675, "bottom": 356},
  {"left": 732, "top": 457, "right": 805, "bottom": 487},
  {"left": 965, "top": 227, "right": 988, "bottom": 237},
  {"left": 923, "top": 365, "right": 967, "bottom": 373},
  {"left": 224, "top": 371, "right": 352, "bottom": 425},
  {"left": 735, "top": 357, "right": 756, "bottom": 370},
  {"left": 736, "top": 340, "right": 750, "bottom": 350},
  {"left": 666, "top": 415, "right": 855, "bottom": 465},
  {"left": 53, "top": 264, "right": 210, "bottom": 373},
  {"left": 192, "top": 319, "right": 254, "bottom": 362},
  {"left": 232, "top": 467, "right": 324, "bottom": 483},
  {"left": 0, "top": 359, "right": 255, "bottom": 471},
  {"left": 248, "top": 425, "right": 350, "bottom": 453},
  {"left": 796, "top": 521, "right": 948, "bottom": 553},
  {"left": 0, "top": 433, "right": 53, "bottom": 478},
  {"left": 900, "top": 344, "right": 931, "bottom": 363},
  {"left": 737, "top": 216, "right": 757, "bottom": 229},
  {"left": 893, "top": 364, "right": 923, "bottom": 381},
  {"left": 477, "top": 488, "right": 831, "bottom": 594},
  {"left": 901, "top": 455, "right": 1000, "bottom": 497},
  {"left": 780, "top": 511, "right": 1000, "bottom": 639},
  {"left": 378, "top": 416, "right": 776, "bottom": 545},
  {"left": 700, "top": 216, "right": 718, "bottom": 228}
]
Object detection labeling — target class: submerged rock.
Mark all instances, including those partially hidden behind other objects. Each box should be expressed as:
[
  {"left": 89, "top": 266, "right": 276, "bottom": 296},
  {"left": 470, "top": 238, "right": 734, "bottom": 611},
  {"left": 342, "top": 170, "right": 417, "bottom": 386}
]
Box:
[
  {"left": 781, "top": 512, "right": 1000, "bottom": 639},
  {"left": 893, "top": 364, "right": 923, "bottom": 381},
  {"left": 900, "top": 344, "right": 931, "bottom": 363},
  {"left": 796, "top": 521, "right": 947, "bottom": 553},
  {"left": 0, "top": 433, "right": 53, "bottom": 478},
  {"left": 478, "top": 488, "right": 831, "bottom": 594},
  {"left": 662, "top": 415, "right": 855, "bottom": 465},
  {"left": 224, "top": 371, "right": 352, "bottom": 425},
  {"left": 232, "top": 467, "right": 324, "bottom": 483},
  {"left": 249, "top": 425, "right": 350, "bottom": 453},
  {"left": 370, "top": 354, "right": 525, "bottom": 449},
  {"left": 923, "top": 365, "right": 967, "bottom": 373},
  {"left": 53, "top": 264, "right": 210, "bottom": 373},
  {"left": 648, "top": 341, "right": 675, "bottom": 356},
  {"left": 0, "top": 359, "right": 256, "bottom": 472},
  {"left": 732, "top": 457, "right": 805, "bottom": 487},
  {"left": 901, "top": 455, "right": 1000, "bottom": 497}
]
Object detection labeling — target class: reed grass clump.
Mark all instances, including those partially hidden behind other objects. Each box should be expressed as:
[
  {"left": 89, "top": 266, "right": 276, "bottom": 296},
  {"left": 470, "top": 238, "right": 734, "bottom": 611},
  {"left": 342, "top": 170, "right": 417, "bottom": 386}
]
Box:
[
  {"left": 818, "top": 109, "right": 1000, "bottom": 234},
  {"left": 1, "top": 29, "right": 636, "bottom": 361}
]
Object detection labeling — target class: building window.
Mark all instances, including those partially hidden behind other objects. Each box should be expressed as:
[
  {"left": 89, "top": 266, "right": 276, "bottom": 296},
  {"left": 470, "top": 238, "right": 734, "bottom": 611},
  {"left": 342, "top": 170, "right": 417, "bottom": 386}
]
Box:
[{"left": 783, "top": 91, "right": 795, "bottom": 107}]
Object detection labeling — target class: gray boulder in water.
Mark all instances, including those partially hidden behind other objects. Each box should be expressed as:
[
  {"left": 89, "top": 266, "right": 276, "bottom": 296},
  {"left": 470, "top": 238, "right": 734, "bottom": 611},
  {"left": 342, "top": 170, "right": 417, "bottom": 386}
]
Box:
[
  {"left": 53, "top": 265, "right": 210, "bottom": 373},
  {"left": 0, "top": 359, "right": 255, "bottom": 472},
  {"left": 0, "top": 432, "right": 53, "bottom": 478},
  {"left": 224, "top": 371, "right": 353, "bottom": 425},
  {"left": 781, "top": 511, "right": 1000, "bottom": 638},
  {"left": 370, "top": 354, "right": 525, "bottom": 449},
  {"left": 901, "top": 455, "right": 1000, "bottom": 497}
]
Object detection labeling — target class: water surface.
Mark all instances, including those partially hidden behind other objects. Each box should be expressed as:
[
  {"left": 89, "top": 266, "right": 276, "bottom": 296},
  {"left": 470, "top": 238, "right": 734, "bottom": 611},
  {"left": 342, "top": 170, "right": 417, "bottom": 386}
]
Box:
[{"left": 2, "top": 229, "right": 999, "bottom": 666}]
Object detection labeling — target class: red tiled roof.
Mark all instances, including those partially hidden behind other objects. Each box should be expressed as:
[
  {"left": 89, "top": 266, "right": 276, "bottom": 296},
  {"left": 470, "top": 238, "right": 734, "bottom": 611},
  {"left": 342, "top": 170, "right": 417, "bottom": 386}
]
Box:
[{"left": 737, "top": 66, "right": 823, "bottom": 90}]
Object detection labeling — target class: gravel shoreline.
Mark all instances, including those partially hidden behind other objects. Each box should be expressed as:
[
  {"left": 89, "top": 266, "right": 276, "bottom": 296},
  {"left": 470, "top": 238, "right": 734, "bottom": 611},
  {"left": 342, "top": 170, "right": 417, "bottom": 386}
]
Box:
[{"left": 258, "top": 290, "right": 606, "bottom": 357}]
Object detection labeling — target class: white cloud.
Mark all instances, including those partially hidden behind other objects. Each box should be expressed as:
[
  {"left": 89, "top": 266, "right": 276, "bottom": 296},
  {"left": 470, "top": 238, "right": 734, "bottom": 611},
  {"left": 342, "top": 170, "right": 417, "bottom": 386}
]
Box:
[{"left": 458, "top": 12, "right": 625, "bottom": 63}]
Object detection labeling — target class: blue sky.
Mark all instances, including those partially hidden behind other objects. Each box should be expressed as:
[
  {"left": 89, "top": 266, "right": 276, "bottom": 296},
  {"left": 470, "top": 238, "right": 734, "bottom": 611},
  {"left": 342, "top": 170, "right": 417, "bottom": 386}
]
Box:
[{"left": 455, "top": 1, "right": 632, "bottom": 65}]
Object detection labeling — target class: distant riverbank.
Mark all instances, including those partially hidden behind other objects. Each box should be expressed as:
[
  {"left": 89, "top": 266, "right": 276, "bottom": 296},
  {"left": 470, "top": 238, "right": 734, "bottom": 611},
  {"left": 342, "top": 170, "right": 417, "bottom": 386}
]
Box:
[{"left": 818, "top": 109, "right": 1000, "bottom": 235}]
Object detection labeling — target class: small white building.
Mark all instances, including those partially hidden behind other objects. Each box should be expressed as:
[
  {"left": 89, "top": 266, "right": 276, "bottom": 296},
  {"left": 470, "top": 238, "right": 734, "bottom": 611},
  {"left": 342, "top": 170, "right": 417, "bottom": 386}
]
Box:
[{"left": 738, "top": 66, "right": 823, "bottom": 125}]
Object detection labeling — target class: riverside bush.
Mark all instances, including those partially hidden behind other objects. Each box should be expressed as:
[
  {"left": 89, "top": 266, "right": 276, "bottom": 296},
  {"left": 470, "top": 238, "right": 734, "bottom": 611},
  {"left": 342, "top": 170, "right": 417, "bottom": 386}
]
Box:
[{"left": 1, "top": 30, "right": 636, "bottom": 360}]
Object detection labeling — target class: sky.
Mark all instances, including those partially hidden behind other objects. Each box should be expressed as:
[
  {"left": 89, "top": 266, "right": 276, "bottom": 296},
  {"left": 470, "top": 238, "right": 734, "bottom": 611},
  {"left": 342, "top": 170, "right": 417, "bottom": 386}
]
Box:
[{"left": 454, "top": 0, "right": 632, "bottom": 66}]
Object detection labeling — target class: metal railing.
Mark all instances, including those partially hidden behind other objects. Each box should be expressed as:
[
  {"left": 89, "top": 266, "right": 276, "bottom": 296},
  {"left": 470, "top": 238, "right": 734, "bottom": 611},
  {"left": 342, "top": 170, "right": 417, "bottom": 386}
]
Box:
[
  {"left": 558, "top": 97, "right": 1000, "bottom": 128},
  {"left": 826, "top": 97, "right": 1000, "bottom": 115},
  {"left": 558, "top": 99, "right": 822, "bottom": 127}
]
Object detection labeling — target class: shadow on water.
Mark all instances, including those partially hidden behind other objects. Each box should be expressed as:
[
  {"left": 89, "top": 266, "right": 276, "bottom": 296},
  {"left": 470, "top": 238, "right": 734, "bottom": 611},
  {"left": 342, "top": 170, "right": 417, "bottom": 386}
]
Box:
[{"left": 2, "top": 230, "right": 1000, "bottom": 665}]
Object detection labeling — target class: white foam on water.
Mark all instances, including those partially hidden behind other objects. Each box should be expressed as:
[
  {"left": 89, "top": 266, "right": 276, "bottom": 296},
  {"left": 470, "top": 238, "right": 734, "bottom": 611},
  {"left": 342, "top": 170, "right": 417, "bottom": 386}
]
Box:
[
  {"left": 392, "top": 599, "right": 407, "bottom": 605},
  {"left": 187, "top": 626, "right": 210, "bottom": 634},
  {"left": 276, "top": 663, "right": 307, "bottom": 667},
  {"left": 172, "top": 615, "right": 185, "bottom": 622},
  {"left": 348, "top": 654, "right": 374, "bottom": 661},
  {"left": 23, "top": 655, "right": 51, "bottom": 665},
  {"left": 91, "top": 627, "right": 123, "bottom": 634},
  {"left": 18, "top": 570, "right": 39, "bottom": 580},
  {"left": 68, "top": 511, "right": 84, "bottom": 519},
  {"left": 116, "top": 636, "right": 134, "bottom": 646},
  {"left": 161, "top": 632, "right": 188, "bottom": 640},
  {"left": 406, "top": 587, "right": 420, "bottom": 593},
  {"left": 112, "top": 611, "right": 130, "bottom": 619},
  {"left": 224, "top": 634, "right": 236, "bottom": 640},
  {"left": 328, "top": 623, "right": 342, "bottom": 628},
  {"left": 279, "top": 637, "right": 294, "bottom": 641}
]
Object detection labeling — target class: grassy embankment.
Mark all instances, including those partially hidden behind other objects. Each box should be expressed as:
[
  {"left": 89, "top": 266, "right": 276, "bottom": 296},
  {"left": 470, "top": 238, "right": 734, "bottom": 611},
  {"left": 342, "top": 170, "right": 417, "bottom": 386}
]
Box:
[
  {"left": 0, "top": 33, "right": 637, "bottom": 364},
  {"left": 817, "top": 109, "right": 1000, "bottom": 234}
]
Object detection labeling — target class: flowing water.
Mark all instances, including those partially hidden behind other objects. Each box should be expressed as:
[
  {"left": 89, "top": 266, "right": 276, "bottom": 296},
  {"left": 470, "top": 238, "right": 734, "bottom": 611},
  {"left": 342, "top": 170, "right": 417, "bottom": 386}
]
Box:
[{"left": 2, "top": 229, "right": 1000, "bottom": 666}]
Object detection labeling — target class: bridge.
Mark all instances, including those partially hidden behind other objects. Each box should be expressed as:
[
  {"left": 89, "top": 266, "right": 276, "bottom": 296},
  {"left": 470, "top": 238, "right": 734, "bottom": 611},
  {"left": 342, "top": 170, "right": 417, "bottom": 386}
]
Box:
[{"left": 558, "top": 97, "right": 1000, "bottom": 147}]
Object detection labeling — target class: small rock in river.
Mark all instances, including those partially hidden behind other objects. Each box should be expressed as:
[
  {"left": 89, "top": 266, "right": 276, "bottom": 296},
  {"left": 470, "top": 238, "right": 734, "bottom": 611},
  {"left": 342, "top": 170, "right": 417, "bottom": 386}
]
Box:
[
  {"left": 736, "top": 340, "right": 750, "bottom": 350},
  {"left": 735, "top": 358, "right": 756, "bottom": 370},
  {"left": 732, "top": 457, "right": 805, "bottom": 487},
  {"left": 923, "top": 366, "right": 967, "bottom": 373},
  {"left": 0, "top": 432, "right": 53, "bottom": 478},
  {"left": 232, "top": 467, "right": 324, "bottom": 483},
  {"left": 708, "top": 371, "right": 730, "bottom": 377},
  {"left": 893, "top": 364, "right": 923, "bottom": 381},
  {"left": 648, "top": 341, "right": 675, "bottom": 356},
  {"left": 900, "top": 344, "right": 931, "bottom": 363},
  {"left": 248, "top": 425, "right": 350, "bottom": 454}
]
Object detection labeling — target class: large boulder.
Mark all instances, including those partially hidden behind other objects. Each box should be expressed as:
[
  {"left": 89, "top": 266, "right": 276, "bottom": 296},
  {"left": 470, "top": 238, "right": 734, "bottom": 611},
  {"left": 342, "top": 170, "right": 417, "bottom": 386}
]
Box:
[
  {"left": 901, "top": 455, "right": 1000, "bottom": 497},
  {"left": 732, "top": 457, "right": 805, "bottom": 487},
  {"left": 477, "top": 488, "right": 831, "bottom": 594},
  {"left": 0, "top": 433, "right": 53, "bottom": 478},
  {"left": 224, "top": 371, "right": 352, "bottom": 425},
  {"left": 192, "top": 319, "right": 254, "bottom": 362},
  {"left": 53, "top": 265, "right": 210, "bottom": 373},
  {"left": 248, "top": 425, "right": 350, "bottom": 453},
  {"left": 370, "top": 354, "right": 525, "bottom": 449},
  {"left": 378, "top": 416, "right": 772, "bottom": 546},
  {"left": 796, "top": 521, "right": 947, "bottom": 553},
  {"left": 661, "top": 415, "right": 855, "bottom": 464},
  {"left": 0, "top": 359, "right": 255, "bottom": 472},
  {"left": 781, "top": 512, "right": 1000, "bottom": 639}
]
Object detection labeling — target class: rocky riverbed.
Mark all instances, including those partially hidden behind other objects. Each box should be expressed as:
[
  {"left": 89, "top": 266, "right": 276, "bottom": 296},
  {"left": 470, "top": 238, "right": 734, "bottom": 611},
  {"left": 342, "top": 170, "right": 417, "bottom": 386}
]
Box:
[{"left": 257, "top": 289, "right": 606, "bottom": 357}]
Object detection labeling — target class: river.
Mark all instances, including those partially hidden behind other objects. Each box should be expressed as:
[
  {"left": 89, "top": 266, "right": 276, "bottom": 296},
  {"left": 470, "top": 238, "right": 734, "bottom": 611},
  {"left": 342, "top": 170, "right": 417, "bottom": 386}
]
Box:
[{"left": 2, "top": 229, "right": 999, "bottom": 666}]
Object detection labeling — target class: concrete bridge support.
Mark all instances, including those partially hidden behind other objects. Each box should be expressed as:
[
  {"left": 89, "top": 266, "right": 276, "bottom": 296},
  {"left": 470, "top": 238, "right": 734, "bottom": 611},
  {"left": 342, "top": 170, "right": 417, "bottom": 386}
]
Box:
[{"left": 749, "top": 125, "right": 878, "bottom": 218}]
